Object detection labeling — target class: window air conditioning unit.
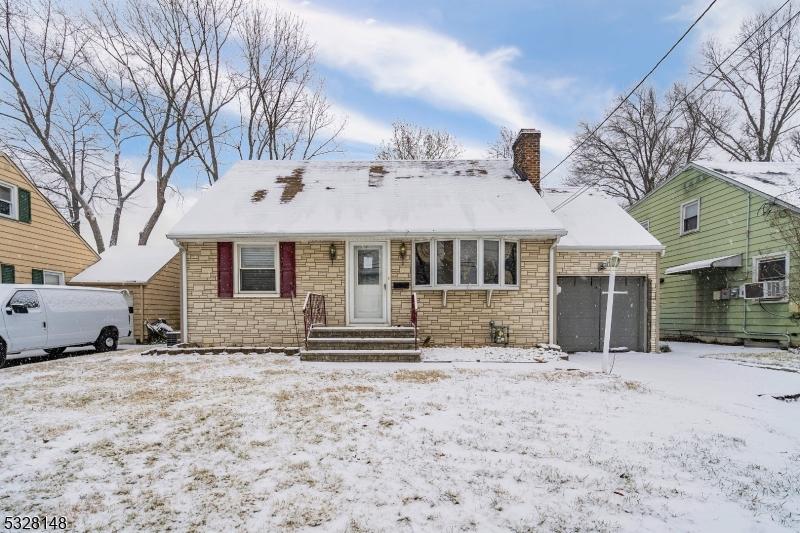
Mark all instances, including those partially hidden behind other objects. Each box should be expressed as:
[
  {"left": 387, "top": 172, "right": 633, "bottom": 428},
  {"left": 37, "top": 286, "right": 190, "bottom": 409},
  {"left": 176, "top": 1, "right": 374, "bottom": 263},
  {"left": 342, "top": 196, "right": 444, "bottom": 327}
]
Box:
[{"left": 744, "top": 280, "right": 787, "bottom": 300}]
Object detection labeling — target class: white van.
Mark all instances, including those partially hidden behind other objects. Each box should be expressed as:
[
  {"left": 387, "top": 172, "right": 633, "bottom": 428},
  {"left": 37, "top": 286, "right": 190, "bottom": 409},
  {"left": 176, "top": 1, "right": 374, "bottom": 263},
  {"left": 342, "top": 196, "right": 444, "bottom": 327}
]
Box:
[{"left": 0, "top": 285, "right": 131, "bottom": 366}]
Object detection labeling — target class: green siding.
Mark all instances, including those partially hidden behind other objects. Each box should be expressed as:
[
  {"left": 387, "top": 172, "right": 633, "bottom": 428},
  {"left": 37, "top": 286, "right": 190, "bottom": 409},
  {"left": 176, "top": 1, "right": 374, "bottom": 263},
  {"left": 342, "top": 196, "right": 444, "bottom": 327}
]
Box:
[{"left": 629, "top": 167, "right": 799, "bottom": 346}]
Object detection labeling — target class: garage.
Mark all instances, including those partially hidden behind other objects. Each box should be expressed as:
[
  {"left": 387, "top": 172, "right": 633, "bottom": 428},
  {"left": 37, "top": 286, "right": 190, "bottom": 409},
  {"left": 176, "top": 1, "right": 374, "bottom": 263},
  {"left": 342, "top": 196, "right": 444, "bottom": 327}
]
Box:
[{"left": 557, "top": 276, "right": 649, "bottom": 353}]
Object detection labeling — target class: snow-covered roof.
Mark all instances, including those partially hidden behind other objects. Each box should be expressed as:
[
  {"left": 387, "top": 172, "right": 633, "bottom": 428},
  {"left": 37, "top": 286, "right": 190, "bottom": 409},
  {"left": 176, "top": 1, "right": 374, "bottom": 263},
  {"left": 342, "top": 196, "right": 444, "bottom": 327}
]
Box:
[
  {"left": 665, "top": 254, "right": 742, "bottom": 275},
  {"left": 543, "top": 188, "right": 664, "bottom": 251},
  {"left": 70, "top": 245, "right": 178, "bottom": 284},
  {"left": 692, "top": 160, "right": 800, "bottom": 211},
  {"left": 167, "top": 160, "right": 567, "bottom": 239}
]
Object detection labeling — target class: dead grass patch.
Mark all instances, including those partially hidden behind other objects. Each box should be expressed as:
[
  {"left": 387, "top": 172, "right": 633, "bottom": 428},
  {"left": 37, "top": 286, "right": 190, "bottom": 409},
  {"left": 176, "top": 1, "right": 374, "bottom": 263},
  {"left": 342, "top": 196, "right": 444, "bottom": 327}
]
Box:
[{"left": 394, "top": 369, "right": 449, "bottom": 383}]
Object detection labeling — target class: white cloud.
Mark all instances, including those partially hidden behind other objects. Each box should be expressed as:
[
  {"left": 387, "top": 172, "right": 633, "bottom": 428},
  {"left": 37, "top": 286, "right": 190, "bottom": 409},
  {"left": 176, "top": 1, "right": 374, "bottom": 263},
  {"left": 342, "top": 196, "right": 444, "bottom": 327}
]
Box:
[
  {"left": 670, "top": 0, "right": 775, "bottom": 49},
  {"left": 272, "top": 1, "right": 572, "bottom": 154}
]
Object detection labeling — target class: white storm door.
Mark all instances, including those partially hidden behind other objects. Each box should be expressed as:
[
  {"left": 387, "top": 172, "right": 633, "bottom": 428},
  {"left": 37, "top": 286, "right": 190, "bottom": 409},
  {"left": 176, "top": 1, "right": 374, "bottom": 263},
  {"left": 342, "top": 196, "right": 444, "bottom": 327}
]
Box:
[{"left": 352, "top": 244, "right": 386, "bottom": 323}]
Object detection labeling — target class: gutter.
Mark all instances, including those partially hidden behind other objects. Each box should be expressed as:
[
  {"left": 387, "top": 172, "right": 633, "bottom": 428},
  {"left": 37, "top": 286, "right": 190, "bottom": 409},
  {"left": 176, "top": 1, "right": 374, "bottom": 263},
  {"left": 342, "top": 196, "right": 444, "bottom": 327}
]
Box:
[
  {"left": 173, "top": 239, "right": 189, "bottom": 344},
  {"left": 549, "top": 237, "right": 560, "bottom": 345},
  {"left": 166, "top": 229, "right": 569, "bottom": 241}
]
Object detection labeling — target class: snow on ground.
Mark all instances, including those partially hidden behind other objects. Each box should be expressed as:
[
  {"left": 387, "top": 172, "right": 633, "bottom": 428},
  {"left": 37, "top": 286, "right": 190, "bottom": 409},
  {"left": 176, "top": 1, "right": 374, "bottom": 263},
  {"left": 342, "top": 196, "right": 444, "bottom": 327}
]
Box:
[
  {"left": 422, "top": 344, "right": 564, "bottom": 362},
  {"left": 0, "top": 343, "right": 798, "bottom": 531}
]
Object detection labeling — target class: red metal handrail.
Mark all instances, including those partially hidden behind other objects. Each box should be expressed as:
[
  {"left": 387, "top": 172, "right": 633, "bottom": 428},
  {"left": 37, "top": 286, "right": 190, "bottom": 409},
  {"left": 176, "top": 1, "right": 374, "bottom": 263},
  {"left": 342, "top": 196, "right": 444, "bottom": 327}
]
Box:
[
  {"left": 303, "top": 293, "right": 327, "bottom": 347},
  {"left": 411, "top": 292, "right": 419, "bottom": 350}
]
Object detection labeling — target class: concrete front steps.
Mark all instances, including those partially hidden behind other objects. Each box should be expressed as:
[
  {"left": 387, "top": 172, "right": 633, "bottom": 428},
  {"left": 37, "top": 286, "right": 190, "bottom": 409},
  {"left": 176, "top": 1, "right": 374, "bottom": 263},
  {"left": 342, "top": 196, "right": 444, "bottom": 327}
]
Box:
[{"left": 300, "top": 326, "right": 420, "bottom": 362}]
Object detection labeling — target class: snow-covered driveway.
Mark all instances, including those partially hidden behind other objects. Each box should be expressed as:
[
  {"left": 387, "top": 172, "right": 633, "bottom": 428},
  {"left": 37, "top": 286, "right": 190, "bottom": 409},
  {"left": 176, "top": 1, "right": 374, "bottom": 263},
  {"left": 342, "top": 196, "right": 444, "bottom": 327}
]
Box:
[{"left": 0, "top": 343, "right": 798, "bottom": 532}]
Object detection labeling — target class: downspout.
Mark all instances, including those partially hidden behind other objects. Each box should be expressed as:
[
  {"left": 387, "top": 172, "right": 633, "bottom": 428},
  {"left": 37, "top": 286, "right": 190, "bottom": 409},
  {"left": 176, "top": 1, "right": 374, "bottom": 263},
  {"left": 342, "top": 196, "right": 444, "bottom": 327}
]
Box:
[
  {"left": 175, "top": 240, "right": 188, "bottom": 344},
  {"left": 548, "top": 237, "right": 560, "bottom": 345}
]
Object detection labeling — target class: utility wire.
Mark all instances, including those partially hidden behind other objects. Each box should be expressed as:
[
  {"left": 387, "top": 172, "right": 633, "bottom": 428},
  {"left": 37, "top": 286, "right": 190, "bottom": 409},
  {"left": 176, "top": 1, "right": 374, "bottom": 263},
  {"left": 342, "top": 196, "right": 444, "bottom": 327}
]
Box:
[
  {"left": 552, "top": 0, "right": 797, "bottom": 212},
  {"left": 539, "top": 0, "right": 720, "bottom": 185}
]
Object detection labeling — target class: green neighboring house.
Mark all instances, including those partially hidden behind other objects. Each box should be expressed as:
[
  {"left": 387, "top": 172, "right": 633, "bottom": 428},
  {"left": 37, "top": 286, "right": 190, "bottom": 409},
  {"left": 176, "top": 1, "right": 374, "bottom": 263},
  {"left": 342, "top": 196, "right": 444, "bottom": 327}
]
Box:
[{"left": 628, "top": 160, "right": 800, "bottom": 348}]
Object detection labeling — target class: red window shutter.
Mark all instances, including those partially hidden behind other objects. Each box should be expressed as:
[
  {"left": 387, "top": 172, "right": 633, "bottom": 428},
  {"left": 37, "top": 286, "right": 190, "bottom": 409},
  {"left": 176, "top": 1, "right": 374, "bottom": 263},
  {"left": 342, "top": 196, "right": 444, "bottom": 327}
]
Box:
[
  {"left": 217, "top": 242, "right": 234, "bottom": 298},
  {"left": 279, "top": 242, "right": 296, "bottom": 298}
]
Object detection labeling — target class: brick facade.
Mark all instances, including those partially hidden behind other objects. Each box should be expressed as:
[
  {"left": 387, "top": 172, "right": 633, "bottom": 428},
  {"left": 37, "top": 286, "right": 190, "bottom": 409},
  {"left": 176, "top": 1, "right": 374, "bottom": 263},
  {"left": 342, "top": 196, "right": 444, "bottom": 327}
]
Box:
[
  {"left": 512, "top": 129, "right": 541, "bottom": 191},
  {"left": 390, "top": 240, "right": 553, "bottom": 346},
  {"left": 182, "top": 240, "right": 659, "bottom": 350},
  {"left": 556, "top": 250, "right": 661, "bottom": 352},
  {"left": 184, "top": 241, "right": 346, "bottom": 346}
]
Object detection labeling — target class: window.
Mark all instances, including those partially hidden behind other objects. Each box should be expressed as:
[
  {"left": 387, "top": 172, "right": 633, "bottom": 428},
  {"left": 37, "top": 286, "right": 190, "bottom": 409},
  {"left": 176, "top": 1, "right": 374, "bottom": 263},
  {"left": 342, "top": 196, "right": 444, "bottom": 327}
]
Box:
[
  {"left": 680, "top": 200, "right": 700, "bottom": 234},
  {"left": 640, "top": 220, "right": 650, "bottom": 231},
  {"left": 413, "top": 238, "right": 519, "bottom": 289},
  {"left": 10, "top": 290, "right": 39, "bottom": 310},
  {"left": 755, "top": 253, "right": 787, "bottom": 282},
  {"left": 436, "top": 240, "right": 454, "bottom": 285},
  {"left": 43, "top": 270, "right": 65, "bottom": 285},
  {"left": 504, "top": 241, "right": 518, "bottom": 285},
  {"left": 0, "top": 181, "right": 16, "bottom": 219},
  {"left": 237, "top": 244, "right": 278, "bottom": 293},
  {"left": 483, "top": 240, "right": 499, "bottom": 284},
  {"left": 459, "top": 240, "right": 478, "bottom": 284},
  {"left": 414, "top": 242, "right": 431, "bottom": 285}
]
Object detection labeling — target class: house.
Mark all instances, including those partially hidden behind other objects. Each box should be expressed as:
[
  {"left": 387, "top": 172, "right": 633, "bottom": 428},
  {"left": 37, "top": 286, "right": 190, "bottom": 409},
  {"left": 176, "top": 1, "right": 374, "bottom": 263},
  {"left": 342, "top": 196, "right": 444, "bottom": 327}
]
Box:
[
  {"left": 0, "top": 153, "right": 99, "bottom": 285},
  {"left": 70, "top": 245, "right": 181, "bottom": 343},
  {"left": 628, "top": 160, "right": 800, "bottom": 347},
  {"left": 167, "top": 130, "right": 663, "bottom": 359}
]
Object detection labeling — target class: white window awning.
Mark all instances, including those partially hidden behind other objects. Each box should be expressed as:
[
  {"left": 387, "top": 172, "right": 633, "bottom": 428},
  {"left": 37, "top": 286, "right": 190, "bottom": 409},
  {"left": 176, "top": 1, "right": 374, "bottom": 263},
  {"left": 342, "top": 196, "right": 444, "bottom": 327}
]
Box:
[{"left": 665, "top": 254, "right": 742, "bottom": 275}]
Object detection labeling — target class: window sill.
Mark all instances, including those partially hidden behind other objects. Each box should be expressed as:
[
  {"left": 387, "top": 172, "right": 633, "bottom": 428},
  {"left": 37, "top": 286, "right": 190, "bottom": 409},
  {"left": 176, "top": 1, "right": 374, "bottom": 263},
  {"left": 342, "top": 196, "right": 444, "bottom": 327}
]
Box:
[
  {"left": 233, "top": 292, "right": 280, "bottom": 298},
  {"left": 679, "top": 229, "right": 699, "bottom": 236},
  {"left": 412, "top": 285, "right": 520, "bottom": 291}
]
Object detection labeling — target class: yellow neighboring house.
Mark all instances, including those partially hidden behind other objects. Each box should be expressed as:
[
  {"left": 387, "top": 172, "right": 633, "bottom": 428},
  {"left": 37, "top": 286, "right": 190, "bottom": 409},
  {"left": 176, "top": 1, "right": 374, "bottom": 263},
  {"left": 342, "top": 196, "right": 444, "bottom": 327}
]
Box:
[{"left": 0, "top": 153, "right": 99, "bottom": 284}]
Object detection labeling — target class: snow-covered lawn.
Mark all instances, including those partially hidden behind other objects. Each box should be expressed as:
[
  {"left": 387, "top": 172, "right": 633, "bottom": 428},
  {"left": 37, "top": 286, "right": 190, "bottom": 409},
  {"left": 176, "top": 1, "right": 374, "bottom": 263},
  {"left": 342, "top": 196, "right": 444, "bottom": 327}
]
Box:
[{"left": 1, "top": 343, "right": 798, "bottom": 531}]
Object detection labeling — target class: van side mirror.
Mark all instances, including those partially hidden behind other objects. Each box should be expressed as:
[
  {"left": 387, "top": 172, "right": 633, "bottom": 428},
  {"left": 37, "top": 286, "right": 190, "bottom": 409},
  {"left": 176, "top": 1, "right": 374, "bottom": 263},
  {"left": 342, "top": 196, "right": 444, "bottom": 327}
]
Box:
[
  {"left": 4, "top": 306, "right": 11, "bottom": 315},
  {"left": 10, "top": 304, "right": 28, "bottom": 314}
]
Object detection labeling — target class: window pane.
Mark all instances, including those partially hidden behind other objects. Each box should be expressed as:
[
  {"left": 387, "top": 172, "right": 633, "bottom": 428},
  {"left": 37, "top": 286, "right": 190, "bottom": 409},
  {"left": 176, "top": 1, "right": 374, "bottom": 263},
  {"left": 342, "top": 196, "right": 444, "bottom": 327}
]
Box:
[
  {"left": 504, "top": 241, "right": 518, "bottom": 285},
  {"left": 483, "top": 240, "right": 499, "bottom": 284},
  {"left": 436, "top": 240, "right": 454, "bottom": 285},
  {"left": 414, "top": 242, "right": 430, "bottom": 285},
  {"left": 44, "top": 272, "right": 63, "bottom": 285},
  {"left": 0, "top": 185, "right": 10, "bottom": 202},
  {"left": 240, "top": 269, "right": 276, "bottom": 291},
  {"left": 0, "top": 200, "right": 9, "bottom": 216},
  {"left": 460, "top": 240, "right": 478, "bottom": 284},
  {"left": 683, "top": 202, "right": 698, "bottom": 232},
  {"left": 240, "top": 246, "right": 275, "bottom": 268},
  {"left": 758, "top": 258, "right": 786, "bottom": 281},
  {"left": 10, "top": 290, "right": 39, "bottom": 309},
  {"left": 357, "top": 248, "right": 380, "bottom": 285}
]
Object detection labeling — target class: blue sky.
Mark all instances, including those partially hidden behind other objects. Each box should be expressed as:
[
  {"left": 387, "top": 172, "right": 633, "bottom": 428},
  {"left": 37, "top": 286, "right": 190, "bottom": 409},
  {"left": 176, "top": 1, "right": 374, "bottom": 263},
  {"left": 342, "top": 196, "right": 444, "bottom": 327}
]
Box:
[{"left": 67, "top": 0, "right": 777, "bottom": 244}]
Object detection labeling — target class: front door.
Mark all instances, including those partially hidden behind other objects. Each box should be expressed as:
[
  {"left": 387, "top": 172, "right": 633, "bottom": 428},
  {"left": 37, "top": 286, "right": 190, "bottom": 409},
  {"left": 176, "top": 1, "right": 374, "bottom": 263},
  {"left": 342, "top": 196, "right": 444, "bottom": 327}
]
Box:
[{"left": 351, "top": 243, "right": 387, "bottom": 323}]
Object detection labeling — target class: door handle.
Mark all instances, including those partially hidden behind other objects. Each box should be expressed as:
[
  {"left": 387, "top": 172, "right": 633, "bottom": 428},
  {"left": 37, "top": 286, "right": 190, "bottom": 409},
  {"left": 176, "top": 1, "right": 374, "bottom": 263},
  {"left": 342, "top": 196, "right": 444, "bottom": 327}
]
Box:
[{"left": 43, "top": 321, "right": 47, "bottom": 329}]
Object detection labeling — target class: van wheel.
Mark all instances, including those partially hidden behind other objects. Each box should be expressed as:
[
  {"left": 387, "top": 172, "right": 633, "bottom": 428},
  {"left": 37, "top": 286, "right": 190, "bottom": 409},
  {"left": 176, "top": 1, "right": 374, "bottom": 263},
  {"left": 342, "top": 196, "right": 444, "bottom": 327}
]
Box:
[
  {"left": 95, "top": 328, "right": 118, "bottom": 353},
  {"left": 0, "top": 339, "right": 6, "bottom": 368},
  {"left": 44, "top": 347, "right": 66, "bottom": 356}
]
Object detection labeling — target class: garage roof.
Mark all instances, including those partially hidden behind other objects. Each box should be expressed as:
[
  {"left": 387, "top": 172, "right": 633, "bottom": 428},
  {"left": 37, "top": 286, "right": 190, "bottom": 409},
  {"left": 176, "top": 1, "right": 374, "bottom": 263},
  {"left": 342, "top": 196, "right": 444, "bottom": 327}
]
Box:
[
  {"left": 70, "top": 245, "right": 178, "bottom": 284},
  {"left": 543, "top": 189, "right": 664, "bottom": 250},
  {"left": 664, "top": 254, "right": 742, "bottom": 275}
]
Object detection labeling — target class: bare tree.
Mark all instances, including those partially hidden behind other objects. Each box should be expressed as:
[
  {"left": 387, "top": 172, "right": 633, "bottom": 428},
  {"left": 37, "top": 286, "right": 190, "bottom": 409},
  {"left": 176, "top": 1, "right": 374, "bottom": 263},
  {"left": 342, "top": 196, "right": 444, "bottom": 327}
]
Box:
[
  {"left": 89, "top": 0, "right": 207, "bottom": 245},
  {"left": 183, "top": 0, "right": 243, "bottom": 183},
  {"left": 487, "top": 126, "right": 514, "bottom": 159},
  {"left": 567, "top": 85, "right": 710, "bottom": 205},
  {"left": 376, "top": 121, "right": 463, "bottom": 160},
  {"left": 236, "top": 6, "right": 343, "bottom": 165},
  {"left": 0, "top": 0, "right": 109, "bottom": 251},
  {"left": 693, "top": 7, "right": 800, "bottom": 161}
]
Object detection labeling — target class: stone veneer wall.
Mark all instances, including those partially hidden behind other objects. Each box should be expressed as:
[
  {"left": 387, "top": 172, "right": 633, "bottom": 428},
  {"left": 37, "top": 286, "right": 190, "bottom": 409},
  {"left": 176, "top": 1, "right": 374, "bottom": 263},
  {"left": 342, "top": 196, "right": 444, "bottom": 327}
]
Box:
[
  {"left": 556, "top": 250, "right": 661, "bottom": 352},
  {"left": 390, "top": 239, "right": 554, "bottom": 346},
  {"left": 184, "top": 241, "right": 346, "bottom": 346}
]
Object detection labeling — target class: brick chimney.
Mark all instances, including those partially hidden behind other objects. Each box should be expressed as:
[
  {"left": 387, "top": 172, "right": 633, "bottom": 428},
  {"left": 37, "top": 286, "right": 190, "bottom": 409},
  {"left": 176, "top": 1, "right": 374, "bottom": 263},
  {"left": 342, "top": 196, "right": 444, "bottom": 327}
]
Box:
[{"left": 512, "top": 128, "right": 541, "bottom": 192}]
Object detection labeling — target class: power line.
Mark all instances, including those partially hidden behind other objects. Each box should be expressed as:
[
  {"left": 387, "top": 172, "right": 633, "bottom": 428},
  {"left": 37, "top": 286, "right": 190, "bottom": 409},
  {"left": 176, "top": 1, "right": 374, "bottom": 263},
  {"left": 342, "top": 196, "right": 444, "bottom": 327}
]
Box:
[
  {"left": 551, "top": 0, "right": 796, "bottom": 212},
  {"left": 539, "top": 0, "right": 720, "bottom": 185}
]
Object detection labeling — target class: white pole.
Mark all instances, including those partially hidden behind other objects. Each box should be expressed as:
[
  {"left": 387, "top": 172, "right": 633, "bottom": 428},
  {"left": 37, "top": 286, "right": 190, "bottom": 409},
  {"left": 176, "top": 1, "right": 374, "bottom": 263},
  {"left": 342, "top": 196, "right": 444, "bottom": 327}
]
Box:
[{"left": 601, "top": 259, "right": 617, "bottom": 373}]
